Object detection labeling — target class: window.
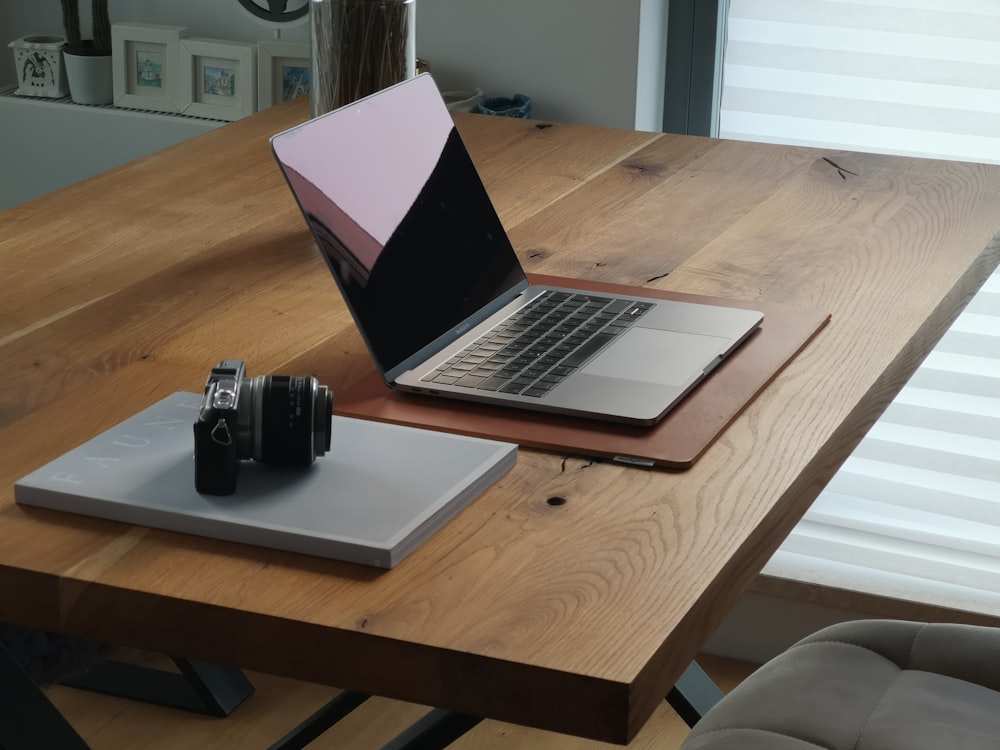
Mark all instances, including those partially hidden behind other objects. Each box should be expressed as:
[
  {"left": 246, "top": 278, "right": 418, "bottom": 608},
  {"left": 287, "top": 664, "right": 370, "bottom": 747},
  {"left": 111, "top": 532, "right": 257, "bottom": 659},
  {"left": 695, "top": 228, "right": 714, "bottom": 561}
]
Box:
[{"left": 720, "top": 0, "right": 1000, "bottom": 163}]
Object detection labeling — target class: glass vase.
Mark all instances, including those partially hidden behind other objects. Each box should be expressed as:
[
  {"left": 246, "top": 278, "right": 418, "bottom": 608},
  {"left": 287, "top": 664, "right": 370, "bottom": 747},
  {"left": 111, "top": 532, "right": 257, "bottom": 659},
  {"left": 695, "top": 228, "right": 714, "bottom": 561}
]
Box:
[{"left": 310, "top": 0, "right": 416, "bottom": 118}]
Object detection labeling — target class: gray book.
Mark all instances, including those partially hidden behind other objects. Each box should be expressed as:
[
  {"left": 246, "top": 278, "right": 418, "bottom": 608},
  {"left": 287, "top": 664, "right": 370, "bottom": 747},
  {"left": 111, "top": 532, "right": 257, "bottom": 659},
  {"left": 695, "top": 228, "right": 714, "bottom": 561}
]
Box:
[{"left": 15, "top": 392, "right": 517, "bottom": 568}]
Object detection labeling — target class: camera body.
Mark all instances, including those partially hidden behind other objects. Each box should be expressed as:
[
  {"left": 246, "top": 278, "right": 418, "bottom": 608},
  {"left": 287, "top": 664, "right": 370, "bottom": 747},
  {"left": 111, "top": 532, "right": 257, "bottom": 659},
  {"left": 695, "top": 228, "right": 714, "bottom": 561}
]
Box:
[
  {"left": 194, "top": 359, "right": 333, "bottom": 495},
  {"left": 194, "top": 360, "right": 245, "bottom": 495}
]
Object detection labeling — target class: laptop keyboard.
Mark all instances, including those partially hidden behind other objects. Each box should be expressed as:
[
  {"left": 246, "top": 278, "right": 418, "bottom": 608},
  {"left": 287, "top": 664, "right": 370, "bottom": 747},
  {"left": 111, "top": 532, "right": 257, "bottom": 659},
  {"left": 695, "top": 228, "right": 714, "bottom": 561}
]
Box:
[{"left": 422, "top": 291, "right": 653, "bottom": 397}]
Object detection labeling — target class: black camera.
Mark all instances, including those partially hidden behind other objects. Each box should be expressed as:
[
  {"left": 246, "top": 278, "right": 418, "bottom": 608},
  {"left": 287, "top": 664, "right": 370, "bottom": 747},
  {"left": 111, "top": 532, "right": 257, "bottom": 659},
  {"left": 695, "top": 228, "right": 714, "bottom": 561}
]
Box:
[{"left": 194, "top": 359, "right": 333, "bottom": 495}]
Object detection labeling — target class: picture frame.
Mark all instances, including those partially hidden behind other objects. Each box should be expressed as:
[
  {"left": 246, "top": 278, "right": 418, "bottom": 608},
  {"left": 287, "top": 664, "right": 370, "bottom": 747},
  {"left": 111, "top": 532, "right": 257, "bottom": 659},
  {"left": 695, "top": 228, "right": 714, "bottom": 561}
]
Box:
[
  {"left": 111, "top": 23, "right": 189, "bottom": 113},
  {"left": 257, "top": 41, "right": 310, "bottom": 110},
  {"left": 178, "top": 38, "right": 256, "bottom": 121}
]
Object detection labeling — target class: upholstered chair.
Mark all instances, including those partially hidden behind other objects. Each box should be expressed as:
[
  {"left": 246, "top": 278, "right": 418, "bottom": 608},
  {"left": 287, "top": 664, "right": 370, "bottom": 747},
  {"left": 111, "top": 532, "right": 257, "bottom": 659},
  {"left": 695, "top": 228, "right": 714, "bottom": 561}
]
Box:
[{"left": 682, "top": 619, "right": 1000, "bottom": 749}]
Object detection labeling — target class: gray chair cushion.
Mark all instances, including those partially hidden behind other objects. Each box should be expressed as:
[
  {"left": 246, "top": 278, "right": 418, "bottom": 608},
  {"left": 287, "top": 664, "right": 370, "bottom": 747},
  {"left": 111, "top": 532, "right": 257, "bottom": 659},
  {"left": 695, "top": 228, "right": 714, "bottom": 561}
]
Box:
[{"left": 682, "top": 620, "right": 1000, "bottom": 750}]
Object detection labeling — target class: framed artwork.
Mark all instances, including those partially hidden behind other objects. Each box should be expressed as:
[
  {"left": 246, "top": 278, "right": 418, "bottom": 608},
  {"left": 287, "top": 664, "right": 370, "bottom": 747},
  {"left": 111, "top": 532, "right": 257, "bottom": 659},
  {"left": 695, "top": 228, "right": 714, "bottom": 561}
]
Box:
[
  {"left": 257, "top": 41, "right": 310, "bottom": 110},
  {"left": 111, "top": 23, "right": 189, "bottom": 113},
  {"left": 178, "top": 38, "right": 256, "bottom": 121}
]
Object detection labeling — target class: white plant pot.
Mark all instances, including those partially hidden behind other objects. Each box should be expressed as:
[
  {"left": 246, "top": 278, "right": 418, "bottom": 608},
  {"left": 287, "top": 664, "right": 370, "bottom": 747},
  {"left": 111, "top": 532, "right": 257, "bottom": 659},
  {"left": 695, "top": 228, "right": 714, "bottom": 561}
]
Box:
[
  {"left": 443, "top": 88, "right": 483, "bottom": 113},
  {"left": 64, "top": 49, "right": 113, "bottom": 105},
  {"left": 8, "top": 35, "right": 68, "bottom": 98}
]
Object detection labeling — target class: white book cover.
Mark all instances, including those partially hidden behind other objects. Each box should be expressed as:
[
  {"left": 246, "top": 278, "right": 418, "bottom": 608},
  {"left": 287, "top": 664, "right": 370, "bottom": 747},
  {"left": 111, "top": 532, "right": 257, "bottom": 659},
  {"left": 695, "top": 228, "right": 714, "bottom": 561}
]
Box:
[{"left": 15, "top": 392, "right": 517, "bottom": 568}]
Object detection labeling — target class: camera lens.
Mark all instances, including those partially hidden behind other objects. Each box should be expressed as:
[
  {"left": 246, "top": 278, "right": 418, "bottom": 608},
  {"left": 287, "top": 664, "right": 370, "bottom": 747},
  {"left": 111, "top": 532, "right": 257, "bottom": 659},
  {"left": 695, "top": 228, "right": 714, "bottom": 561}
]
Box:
[{"left": 237, "top": 374, "right": 333, "bottom": 465}]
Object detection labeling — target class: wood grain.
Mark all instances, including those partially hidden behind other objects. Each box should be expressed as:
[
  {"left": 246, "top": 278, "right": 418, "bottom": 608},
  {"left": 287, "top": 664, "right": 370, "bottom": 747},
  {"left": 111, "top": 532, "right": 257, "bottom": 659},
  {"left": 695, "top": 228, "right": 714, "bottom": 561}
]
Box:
[{"left": 3, "top": 97, "right": 1000, "bottom": 743}]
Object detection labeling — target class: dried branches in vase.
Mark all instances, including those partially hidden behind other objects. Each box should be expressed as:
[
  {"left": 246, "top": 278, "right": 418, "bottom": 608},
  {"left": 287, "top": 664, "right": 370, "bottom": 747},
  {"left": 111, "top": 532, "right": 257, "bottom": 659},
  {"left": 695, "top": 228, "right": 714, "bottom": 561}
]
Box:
[{"left": 311, "top": 0, "right": 416, "bottom": 116}]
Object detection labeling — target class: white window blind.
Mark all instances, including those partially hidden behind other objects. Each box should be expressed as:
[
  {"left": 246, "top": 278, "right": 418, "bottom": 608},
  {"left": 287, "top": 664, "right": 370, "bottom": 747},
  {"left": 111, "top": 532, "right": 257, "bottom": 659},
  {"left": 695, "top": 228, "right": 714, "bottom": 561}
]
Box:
[
  {"left": 720, "top": 0, "right": 1000, "bottom": 163},
  {"left": 719, "top": 1, "right": 1000, "bottom": 620},
  {"left": 763, "top": 268, "right": 1000, "bottom": 619}
]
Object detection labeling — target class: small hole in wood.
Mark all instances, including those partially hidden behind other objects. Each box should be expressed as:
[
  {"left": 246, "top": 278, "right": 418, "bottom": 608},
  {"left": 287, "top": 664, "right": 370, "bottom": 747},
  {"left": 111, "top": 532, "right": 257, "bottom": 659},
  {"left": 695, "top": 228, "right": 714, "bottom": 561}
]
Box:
[{"left": 546, "top": 496, "right": 567, "bottom": 506}]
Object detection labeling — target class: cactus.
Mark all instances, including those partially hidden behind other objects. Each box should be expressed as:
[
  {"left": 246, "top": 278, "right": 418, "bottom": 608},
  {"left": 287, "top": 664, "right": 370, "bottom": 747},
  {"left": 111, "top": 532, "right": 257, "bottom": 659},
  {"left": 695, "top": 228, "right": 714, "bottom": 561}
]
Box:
[
  {"left": 92, "top": 0, "right": 111, "bottom": 52},
  {"left": 61, "top": 0, "right": 81, "bottom": 47},
  {"left": 60, "top": 0, "right": 112, "bottom": 52}
]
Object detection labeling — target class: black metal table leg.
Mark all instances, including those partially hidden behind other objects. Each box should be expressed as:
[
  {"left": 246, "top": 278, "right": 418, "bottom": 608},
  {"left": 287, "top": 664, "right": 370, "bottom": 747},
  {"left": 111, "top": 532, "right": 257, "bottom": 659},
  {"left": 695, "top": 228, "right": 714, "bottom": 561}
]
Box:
[
  {"left": 62, "top": 657, "right": 254, "bottom": 716},
  {"left": 665, "top": 660, "right": 725, "bottom": 728},
  {"left": 0, "top": 640, "right": 90, "bottom": 750},
  {"left": 380, "top": 709, "right": 482, "bottom": 750},
  {"left": 268, "top": 690, "right": 370, "bottom": 750}
]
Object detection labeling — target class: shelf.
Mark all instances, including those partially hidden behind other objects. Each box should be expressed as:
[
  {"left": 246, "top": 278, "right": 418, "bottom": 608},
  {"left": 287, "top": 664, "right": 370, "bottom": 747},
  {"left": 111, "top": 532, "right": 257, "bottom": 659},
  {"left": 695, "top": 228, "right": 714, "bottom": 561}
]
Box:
[{"left": 0, "top": 86, "right": 232, "bottom": 123}]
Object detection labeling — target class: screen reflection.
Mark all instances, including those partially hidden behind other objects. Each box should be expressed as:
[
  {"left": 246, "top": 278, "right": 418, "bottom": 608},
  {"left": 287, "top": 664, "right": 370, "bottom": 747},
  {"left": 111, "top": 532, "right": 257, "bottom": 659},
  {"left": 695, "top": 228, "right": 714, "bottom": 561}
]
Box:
[{"left": 273, "top": 75, "right": 526, "bottom": 375}]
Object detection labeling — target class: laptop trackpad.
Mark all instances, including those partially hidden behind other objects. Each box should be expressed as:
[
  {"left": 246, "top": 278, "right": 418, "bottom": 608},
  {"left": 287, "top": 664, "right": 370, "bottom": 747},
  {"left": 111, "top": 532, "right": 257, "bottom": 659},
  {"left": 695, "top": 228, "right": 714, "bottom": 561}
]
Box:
[{"left": 581, "top": 327, "right": 728, "bottom": 387}]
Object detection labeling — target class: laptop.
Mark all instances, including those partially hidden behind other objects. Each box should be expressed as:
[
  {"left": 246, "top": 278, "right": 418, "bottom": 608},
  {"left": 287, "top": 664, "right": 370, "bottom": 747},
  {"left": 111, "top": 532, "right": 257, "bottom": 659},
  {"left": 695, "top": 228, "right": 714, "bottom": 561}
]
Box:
[{"left": 270, "top": 74, "right": 763, "bottom": 426}]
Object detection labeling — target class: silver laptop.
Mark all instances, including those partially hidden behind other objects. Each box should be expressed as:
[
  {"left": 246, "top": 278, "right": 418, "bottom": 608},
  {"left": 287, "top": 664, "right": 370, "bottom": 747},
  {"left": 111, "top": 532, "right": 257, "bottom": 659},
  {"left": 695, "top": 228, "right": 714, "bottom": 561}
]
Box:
[{"left": 270, "top": 74, "right": 762, "bottom": 426}]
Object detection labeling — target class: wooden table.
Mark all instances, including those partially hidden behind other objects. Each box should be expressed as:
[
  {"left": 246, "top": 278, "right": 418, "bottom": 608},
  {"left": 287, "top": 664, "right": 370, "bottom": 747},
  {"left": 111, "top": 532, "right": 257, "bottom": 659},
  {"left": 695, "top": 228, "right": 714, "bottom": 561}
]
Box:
[{"left": 2, "top": 98, "right": 999, "bottom": 745}]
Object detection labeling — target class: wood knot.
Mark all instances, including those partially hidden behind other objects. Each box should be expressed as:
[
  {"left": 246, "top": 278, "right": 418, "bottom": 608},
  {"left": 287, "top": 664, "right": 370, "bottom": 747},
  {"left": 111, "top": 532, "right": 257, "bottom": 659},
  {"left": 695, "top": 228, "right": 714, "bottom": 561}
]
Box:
[
  {"left": 621, "top": 161, "right": 664, "bottom": 178},
  {"left": 822, "top": 157, "right": 858, "bottom": 180}
]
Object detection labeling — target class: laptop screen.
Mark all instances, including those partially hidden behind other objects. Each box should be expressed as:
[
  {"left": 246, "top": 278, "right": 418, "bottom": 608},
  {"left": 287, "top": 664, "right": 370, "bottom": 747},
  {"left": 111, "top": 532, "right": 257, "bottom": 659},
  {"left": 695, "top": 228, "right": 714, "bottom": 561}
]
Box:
[{"left": 271, "top": 75, "right": 527, "bottom": 377}]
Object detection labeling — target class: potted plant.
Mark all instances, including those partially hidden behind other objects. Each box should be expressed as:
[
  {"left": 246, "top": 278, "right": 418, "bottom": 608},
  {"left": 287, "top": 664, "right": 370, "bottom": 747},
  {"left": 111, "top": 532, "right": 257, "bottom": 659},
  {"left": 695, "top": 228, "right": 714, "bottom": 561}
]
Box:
[{"left": 61, "top": 0, "right": 114, "bottom": 105}]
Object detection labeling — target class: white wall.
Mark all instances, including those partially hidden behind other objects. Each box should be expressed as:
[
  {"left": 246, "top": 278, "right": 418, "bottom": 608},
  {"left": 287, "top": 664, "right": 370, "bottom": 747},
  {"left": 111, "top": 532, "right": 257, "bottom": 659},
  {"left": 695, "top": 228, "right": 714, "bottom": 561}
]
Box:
[
  {"left": 2, "top": 0, "right": 667, "bottom": 129},
  {"left": 1, "top": 0, "right": 667, "bottom": 207},
  {"left": 417, "top": 0, "right": 667, "bottom": 130}
]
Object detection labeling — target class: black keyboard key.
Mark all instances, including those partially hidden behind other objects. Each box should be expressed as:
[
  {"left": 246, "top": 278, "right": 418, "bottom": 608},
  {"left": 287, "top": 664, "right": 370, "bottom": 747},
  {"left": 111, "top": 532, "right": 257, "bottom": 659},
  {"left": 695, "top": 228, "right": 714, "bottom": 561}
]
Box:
[
  {"left": 603, "top": 298, "right": 634, "bottom": 314},
  {"left": 479, "top": 376, "right": 511, "bottom": 391},
  {"left": 456, "top": 373, "right": 486, "bottom": 388},
  {"left": 436, "top": 291, "right": 642, "bottom": 394}
]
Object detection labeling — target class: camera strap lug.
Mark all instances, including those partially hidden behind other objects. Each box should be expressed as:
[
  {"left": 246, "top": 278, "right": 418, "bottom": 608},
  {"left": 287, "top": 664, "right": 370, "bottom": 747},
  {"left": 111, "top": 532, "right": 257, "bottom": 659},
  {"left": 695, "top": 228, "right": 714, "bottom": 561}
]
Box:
[{"left": 210, "top": 419, "right": 233, "bottom": 446}]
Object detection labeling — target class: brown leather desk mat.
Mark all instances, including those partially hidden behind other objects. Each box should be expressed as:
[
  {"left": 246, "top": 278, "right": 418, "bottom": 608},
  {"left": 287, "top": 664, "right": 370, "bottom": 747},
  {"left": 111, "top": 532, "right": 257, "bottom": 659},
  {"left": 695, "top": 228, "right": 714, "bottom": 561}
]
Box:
[{"left": 335, "top": 274, "right": 831, "bottom": 469}]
